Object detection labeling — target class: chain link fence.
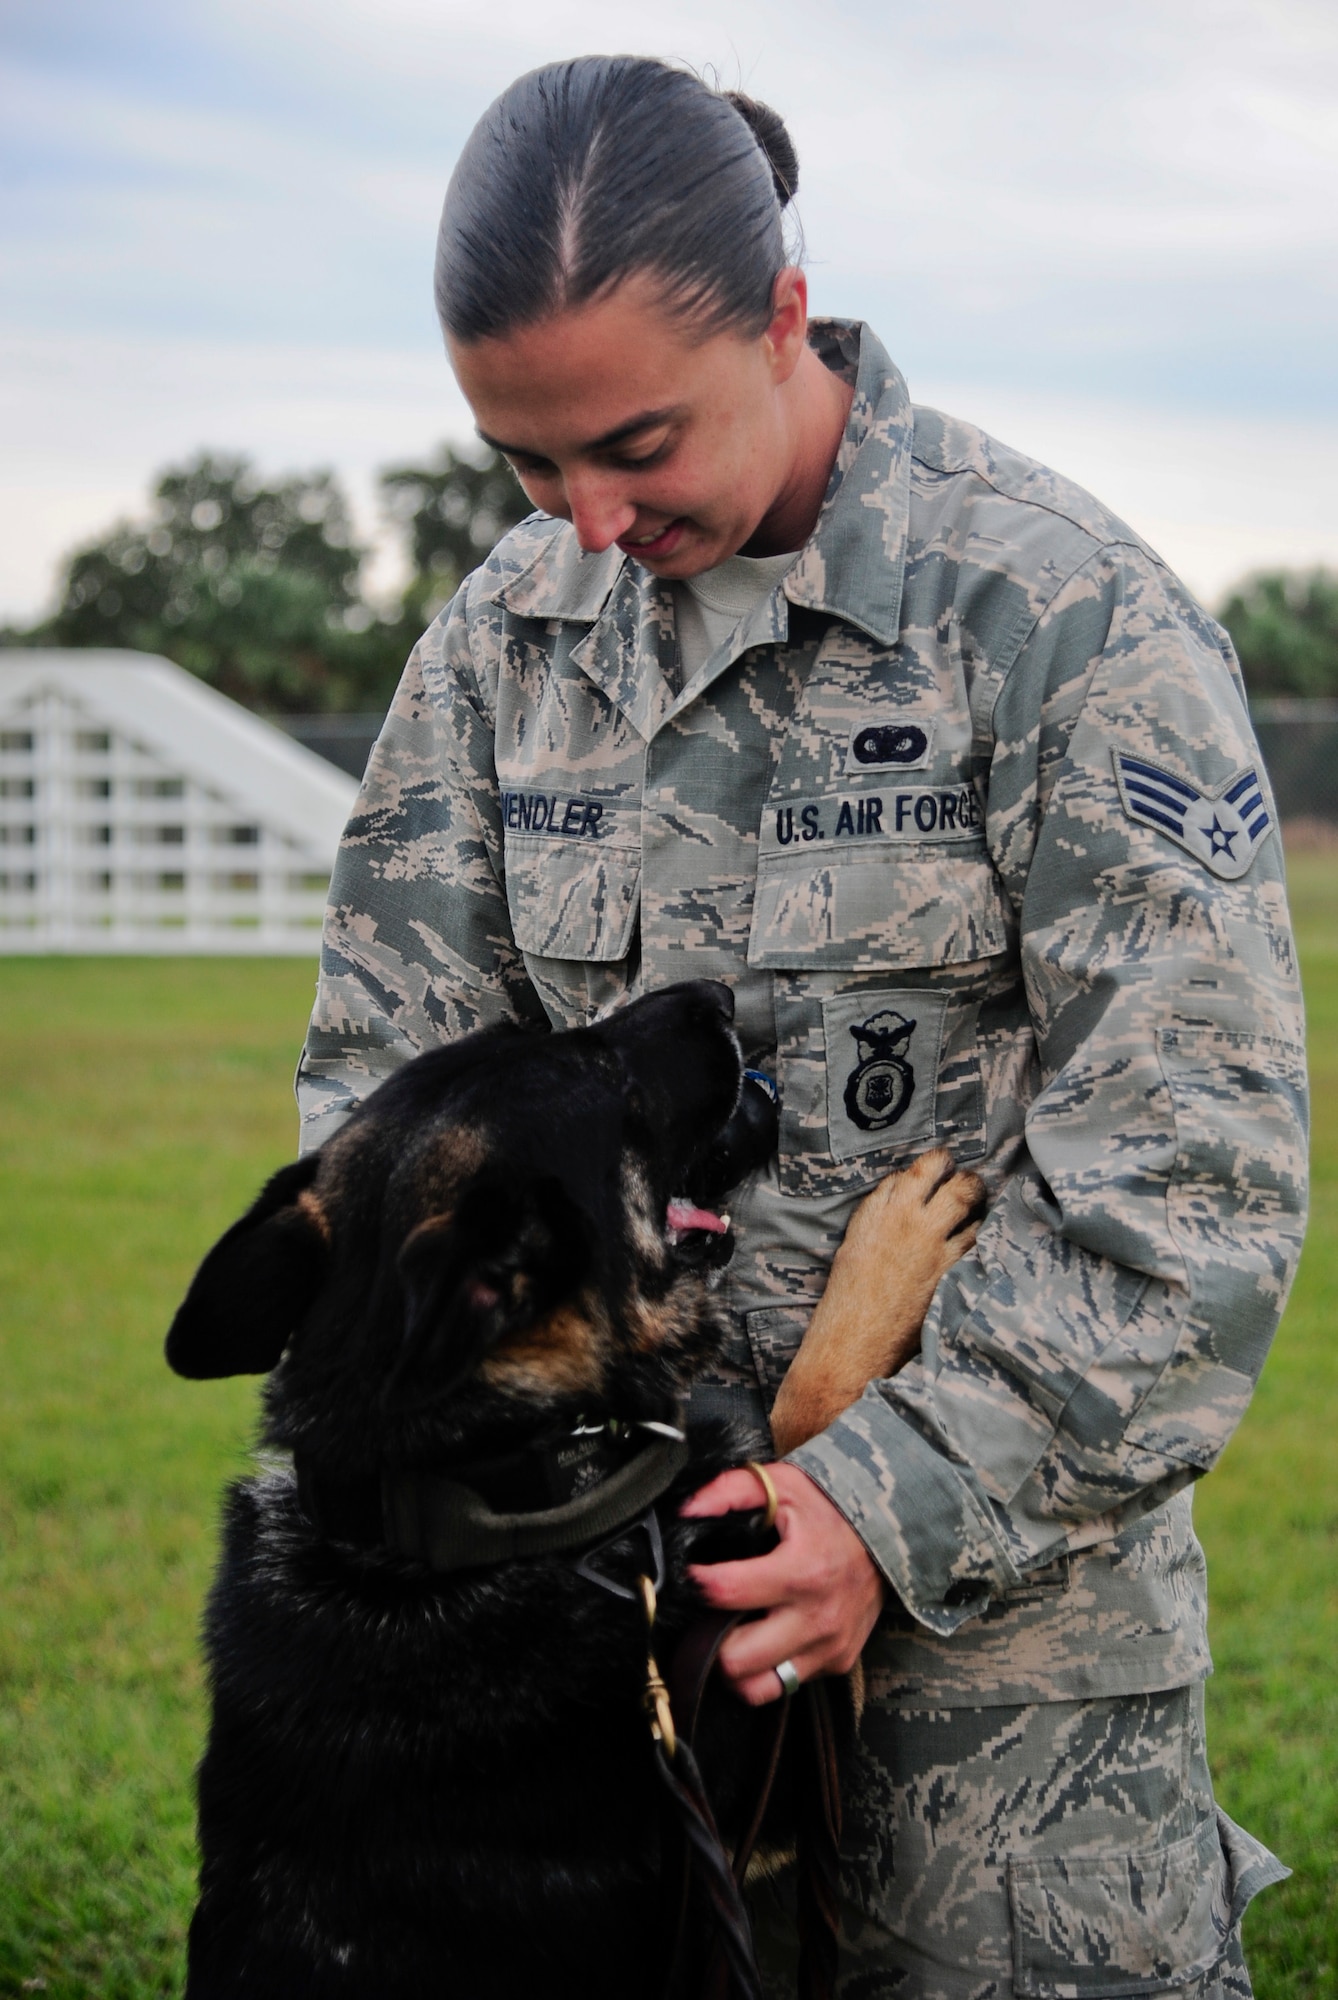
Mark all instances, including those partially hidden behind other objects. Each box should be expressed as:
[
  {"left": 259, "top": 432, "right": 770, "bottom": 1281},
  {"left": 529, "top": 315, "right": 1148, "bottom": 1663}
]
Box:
[
  {"left": 1249, "top": 701, "right": 1338, "bottom": 846},
  {"left": 282, "top": 703, "right": 1338, "bottom": 846}
]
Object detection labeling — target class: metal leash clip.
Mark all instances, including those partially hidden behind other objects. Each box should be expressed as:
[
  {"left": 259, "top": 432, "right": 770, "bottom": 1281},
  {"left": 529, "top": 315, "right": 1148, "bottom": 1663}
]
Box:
[
  {"left": 572, "top": 1509, "right": 677, "bottom": 1754},
  {"left": 637, "top": 1571, "right": 677, "bottom": 1758}
]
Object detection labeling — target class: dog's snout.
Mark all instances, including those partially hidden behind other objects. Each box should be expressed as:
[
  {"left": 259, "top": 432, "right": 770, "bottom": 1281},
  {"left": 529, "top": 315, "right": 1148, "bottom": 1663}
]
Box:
[
  {"left": 693, "top": 980, "right": 735, "bottom": 1025},
  {"left": 601, "top": 979, "right": 736, "bottom": 1052}
]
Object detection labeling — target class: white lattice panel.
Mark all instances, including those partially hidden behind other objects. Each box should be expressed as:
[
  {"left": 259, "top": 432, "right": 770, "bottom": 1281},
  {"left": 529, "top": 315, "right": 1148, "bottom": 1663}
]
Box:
[{"left": 0, "top": 654, "right": 359, "bottom": 954}]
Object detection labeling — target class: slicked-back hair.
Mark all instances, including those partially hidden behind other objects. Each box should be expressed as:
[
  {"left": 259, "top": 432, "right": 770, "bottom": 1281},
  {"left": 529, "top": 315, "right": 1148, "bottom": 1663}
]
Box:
[{"left": 435, "top": 57, "right": 799, "bottom": 346}]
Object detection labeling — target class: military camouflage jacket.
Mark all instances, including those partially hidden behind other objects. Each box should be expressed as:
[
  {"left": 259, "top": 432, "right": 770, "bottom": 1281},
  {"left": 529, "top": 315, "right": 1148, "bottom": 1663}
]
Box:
[{"left": 299, "top": 321, "right": 1307, "bottom": 1706}]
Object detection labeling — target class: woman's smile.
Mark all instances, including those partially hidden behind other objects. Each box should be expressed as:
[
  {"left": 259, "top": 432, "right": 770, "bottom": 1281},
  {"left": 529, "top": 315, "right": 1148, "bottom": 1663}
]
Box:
[{"left": 617, "top": 518, "right": 686, "bottom": 559}]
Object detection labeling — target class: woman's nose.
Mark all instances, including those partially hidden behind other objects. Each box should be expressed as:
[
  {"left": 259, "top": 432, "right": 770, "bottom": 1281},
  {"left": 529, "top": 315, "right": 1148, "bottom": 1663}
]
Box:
[{"left": 562, "top": 475, "right": 637, "bottom": 553}]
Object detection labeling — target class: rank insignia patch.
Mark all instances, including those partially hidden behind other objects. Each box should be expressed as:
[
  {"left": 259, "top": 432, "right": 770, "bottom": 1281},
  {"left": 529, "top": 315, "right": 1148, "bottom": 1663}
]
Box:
[{"left": 1112, "top": 750, "right": 1272, "bottom": 880}]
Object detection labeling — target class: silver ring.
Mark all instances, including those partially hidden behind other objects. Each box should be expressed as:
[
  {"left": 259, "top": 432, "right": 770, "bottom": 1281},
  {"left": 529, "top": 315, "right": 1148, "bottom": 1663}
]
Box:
[{"left": 775, "top": 1658, "right": 801, "bottom": 1698}]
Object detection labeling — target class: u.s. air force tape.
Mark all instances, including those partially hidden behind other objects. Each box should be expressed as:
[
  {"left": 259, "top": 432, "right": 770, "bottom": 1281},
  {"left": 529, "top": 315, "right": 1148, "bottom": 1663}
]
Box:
[{"left": 761, "top": 787, "right": 983, "bottom": 855}]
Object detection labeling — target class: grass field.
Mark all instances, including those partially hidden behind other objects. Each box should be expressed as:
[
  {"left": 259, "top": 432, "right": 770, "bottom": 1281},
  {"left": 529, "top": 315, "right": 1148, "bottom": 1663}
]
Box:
[{"left": 0, "top": 882, "right": 1335, "bottom": 1999}]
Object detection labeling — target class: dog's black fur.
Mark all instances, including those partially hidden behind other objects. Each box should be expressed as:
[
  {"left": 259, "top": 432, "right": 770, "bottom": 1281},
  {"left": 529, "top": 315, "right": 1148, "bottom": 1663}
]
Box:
[{"left": 168, "top": 981, "right": 794, "bottom": 1999}]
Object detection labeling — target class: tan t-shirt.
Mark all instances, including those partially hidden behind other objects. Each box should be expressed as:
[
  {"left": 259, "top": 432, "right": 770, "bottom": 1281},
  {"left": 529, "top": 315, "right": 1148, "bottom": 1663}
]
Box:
[{"left": 673, "top": 550, "right": 798, "bottom": 686}]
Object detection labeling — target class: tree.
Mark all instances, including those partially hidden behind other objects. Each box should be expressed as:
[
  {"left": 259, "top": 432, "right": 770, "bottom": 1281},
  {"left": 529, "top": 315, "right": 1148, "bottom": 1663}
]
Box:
[
  {"left": 380, "top": 446, "right": 530, "bottom": 628},
  {"left": 1217, "top": 569, "right": 1338, "bottom": 701},
  {"left": 38, "top": 452, "right": 402, "bottom": 713},
  {"left": 7, "top": 444, "right": 532, "bottom": 716}
]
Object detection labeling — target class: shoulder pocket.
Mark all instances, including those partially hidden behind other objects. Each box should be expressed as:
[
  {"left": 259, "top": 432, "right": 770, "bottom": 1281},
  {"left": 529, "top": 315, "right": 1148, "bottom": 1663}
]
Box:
[{"left": 1008, "top": 1808, "right": 1283, "bottom": 1997}]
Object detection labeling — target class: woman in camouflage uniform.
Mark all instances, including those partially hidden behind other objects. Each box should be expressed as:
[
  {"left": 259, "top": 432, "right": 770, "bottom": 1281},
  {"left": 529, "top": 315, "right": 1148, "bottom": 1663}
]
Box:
[{"left": 298, "top": 56, "right": 1305, "bottom": 1998}]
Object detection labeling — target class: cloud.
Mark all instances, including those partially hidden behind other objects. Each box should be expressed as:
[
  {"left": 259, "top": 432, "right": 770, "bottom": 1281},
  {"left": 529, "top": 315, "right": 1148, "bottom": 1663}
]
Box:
[
  {"left": 0, "top": 328, "right": 471, "bottom": 618},
  {"left": 1, "top": 0, "right": 1335, "bottom": 616},
  {"left": 8, "top": 0, "right": 1335, "bottom": 390}
]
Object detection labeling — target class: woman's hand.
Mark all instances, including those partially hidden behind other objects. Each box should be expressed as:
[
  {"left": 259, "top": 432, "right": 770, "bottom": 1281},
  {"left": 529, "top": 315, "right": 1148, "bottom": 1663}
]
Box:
[{"left": 680, "top": 1462, "right": 885, "bottom": 1706}]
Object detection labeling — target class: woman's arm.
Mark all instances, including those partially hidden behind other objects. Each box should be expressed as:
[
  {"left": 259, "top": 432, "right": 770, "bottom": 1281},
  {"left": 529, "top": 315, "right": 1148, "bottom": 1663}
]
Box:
[
  {"left": 787, "top": 543, "right": 1308, "bottom": 1631},
  {"left": 689, "top": 544, "right": 1307, "bottom": 1694}
]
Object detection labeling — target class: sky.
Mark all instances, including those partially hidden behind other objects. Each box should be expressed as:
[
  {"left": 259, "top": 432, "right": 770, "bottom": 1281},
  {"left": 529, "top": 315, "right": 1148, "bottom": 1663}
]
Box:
[{"left": 2, "top": 0, "right": 1337, "bottom": 622}]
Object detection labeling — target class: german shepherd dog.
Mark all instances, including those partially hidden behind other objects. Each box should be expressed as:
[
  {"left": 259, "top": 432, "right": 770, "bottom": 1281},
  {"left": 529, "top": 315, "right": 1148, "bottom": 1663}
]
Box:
[{"left": 167, "top": 980, "right": 982, "bottom": 1998}]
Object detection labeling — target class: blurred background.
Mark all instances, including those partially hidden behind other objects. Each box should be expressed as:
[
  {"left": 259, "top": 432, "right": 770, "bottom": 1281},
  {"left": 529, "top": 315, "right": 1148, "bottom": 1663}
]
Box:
[{"left": 3, "top": 0, "right": 1338, "bottom": 755}]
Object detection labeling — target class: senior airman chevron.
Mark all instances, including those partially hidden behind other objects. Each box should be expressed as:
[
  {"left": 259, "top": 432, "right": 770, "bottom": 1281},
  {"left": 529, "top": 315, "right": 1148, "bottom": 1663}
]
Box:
[{"left": 1112, "top": 749, "right": 1272, "bottom": 880}]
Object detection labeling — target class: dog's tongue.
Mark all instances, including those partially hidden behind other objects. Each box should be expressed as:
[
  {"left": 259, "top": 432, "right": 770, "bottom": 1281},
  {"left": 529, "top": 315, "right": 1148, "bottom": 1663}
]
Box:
[{"left": 665, "top": 1200, "right": 729, "bottom": 1236}]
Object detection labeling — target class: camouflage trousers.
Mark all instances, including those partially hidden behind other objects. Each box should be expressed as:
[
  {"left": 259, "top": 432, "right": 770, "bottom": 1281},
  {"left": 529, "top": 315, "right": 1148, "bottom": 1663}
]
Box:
[{"left": 751, "top": 1683, "right": 1286, "bottom": 1999}]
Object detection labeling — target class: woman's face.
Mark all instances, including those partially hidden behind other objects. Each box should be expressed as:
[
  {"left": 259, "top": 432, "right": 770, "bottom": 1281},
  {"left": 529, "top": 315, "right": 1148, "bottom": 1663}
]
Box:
[{"left": 448, "top": 270, "right": 813, "bottom": 578}]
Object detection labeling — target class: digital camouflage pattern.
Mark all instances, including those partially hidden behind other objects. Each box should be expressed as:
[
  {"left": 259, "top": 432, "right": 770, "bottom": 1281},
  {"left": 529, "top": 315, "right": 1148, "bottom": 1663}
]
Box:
[
  {"left": 300, "top": 317, "right": 1306, "bottom": 1714},
  {"left": 299, "top": 315, "right": 1301, "bottom": 1983},
  {"left": 750, "top": 1684, "right": 1285, "bottom": 1998}
]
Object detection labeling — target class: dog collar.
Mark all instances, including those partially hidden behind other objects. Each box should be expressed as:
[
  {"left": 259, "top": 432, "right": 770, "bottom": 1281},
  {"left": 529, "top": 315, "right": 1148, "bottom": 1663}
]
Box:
[{"left": 294, "top": 1427, "right": 690, "bottom": 1574}]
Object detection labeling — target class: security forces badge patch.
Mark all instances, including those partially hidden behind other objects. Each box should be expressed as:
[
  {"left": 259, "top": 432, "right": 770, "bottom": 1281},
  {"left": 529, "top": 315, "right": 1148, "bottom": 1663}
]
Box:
[
  {"left": 1113, "top": 749, "right": 1272, "bottom": 880},
  {"left": 845, "top": 1010, "right": 917, "bottom": 1130},
  {"left": 821, "top": 990, "right": 949, "bottom": 1162}
]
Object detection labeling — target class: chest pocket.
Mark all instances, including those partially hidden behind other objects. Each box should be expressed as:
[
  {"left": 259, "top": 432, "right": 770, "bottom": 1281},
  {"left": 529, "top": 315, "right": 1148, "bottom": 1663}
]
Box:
[
  {"left": 501, "top": 785, "right": 641, "bottom": 963},
  {"left": 749, "top": 835, "right": 1009, "bottom": 972},
  {"left": 748, "top": 841, "right": 1014, "bottom": 1198}
]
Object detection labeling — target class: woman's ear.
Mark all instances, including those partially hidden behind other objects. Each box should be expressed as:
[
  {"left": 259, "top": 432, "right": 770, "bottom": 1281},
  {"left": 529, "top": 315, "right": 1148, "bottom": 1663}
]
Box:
[
  {"left": 764, "top": 265, "right": 808, "bottom": 383},
  {"left": 165, "top": 1155, "right": 329, "bottom": 1380}
]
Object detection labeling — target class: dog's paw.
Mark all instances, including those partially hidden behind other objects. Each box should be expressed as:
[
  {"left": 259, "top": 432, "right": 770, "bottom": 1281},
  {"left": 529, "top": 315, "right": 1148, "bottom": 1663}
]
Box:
[
  {"left": 845, "top": 1147, "right": 986, "bottom": 1278},
  {"left": 769, "top": 1149, "right": 989, "bottom": 1455},
  {"left": 909, "top": 1147, "right": 988, "bottom": 1244}
]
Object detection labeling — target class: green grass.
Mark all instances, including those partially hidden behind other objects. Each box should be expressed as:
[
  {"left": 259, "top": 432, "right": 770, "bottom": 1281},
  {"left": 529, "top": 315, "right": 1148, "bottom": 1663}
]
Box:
[
  {"left": 0, "top": 960, "right": 315, "bottom": 1998},
  {"left": 1196, "top": 854, "right": 1338, "bottom": 1997},
  {"left": 1, "top": 894, "right": 1336, "bottom": 1997}
]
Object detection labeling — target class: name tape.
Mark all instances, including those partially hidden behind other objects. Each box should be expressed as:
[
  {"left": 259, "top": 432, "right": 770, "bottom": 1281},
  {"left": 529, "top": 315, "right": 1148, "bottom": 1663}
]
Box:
[{"left": 500, "top": 789, "right": 619, "bottom": 841}]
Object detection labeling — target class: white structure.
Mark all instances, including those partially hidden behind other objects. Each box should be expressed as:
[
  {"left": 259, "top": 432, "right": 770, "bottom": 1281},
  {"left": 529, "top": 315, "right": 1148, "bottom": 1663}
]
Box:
[{"left": 0, "top": 651, "right": 358, "bottom": 953}]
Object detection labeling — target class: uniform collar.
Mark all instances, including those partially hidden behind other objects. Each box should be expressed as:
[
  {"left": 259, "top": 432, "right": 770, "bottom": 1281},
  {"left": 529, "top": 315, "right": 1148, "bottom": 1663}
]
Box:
[
  {"left": 489, "top": 320, "right": 912, "bottom": 739},
  {"left": 783, "top": 320, "right": 912, "bottom": 650}
]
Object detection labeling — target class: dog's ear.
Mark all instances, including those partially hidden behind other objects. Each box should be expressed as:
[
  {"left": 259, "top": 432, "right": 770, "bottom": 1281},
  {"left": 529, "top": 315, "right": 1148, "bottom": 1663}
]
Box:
[
  {"left": 165, "top": 1156, "right": 329, "bottom": 1379},
  {"left": 383, "top": 1176, "right": 592, "bottom": 1408}
]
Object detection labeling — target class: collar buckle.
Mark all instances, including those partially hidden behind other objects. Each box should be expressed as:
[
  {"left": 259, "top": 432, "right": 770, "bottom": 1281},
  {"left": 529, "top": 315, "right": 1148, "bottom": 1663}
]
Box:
[{"left": 572, "top": 1505, "right": 667, "bottom": 1603}]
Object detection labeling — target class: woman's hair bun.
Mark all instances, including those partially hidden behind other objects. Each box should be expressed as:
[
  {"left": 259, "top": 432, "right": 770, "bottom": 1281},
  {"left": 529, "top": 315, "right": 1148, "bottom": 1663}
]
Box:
[
  {"left": 725, "top": 91, "right": 799, "bottom": 207},
  {"left": 438, "top": 59, "right": 796, "bottom": 343}
]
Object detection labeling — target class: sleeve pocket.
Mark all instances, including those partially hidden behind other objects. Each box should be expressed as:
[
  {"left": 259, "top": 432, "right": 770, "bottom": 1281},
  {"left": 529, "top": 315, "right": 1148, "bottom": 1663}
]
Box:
[
  {"left": 1008, "top": 1808, "right": 1286, "bottom": 1998},
  {"left": 1154, "top": 1025, "right": 1307, "bottom": 1337}
]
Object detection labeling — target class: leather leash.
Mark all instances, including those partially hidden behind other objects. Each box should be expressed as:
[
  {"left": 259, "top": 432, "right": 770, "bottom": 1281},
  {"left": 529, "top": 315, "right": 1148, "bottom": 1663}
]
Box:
[
  {"left": 636, "top": 1576, "right": 766, "bottom": 2000},
  {"left": 663, "top": 1611, "right": 842, "bottom": 2000},
  {"left": 296, "top": 1425, "right": 838, "bottom": 1997}
]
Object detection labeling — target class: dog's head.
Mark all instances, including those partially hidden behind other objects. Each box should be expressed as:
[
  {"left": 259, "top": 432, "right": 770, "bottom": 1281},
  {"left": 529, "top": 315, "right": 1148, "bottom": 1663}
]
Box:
[{"left": 165, "top": 981, "right": 775, "bottom": 1457}]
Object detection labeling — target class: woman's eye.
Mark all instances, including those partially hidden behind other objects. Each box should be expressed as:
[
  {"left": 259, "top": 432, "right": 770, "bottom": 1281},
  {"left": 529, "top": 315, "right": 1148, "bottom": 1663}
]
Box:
[{"left": 612, "top": 445, "right": 669, "bottom": 471}]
